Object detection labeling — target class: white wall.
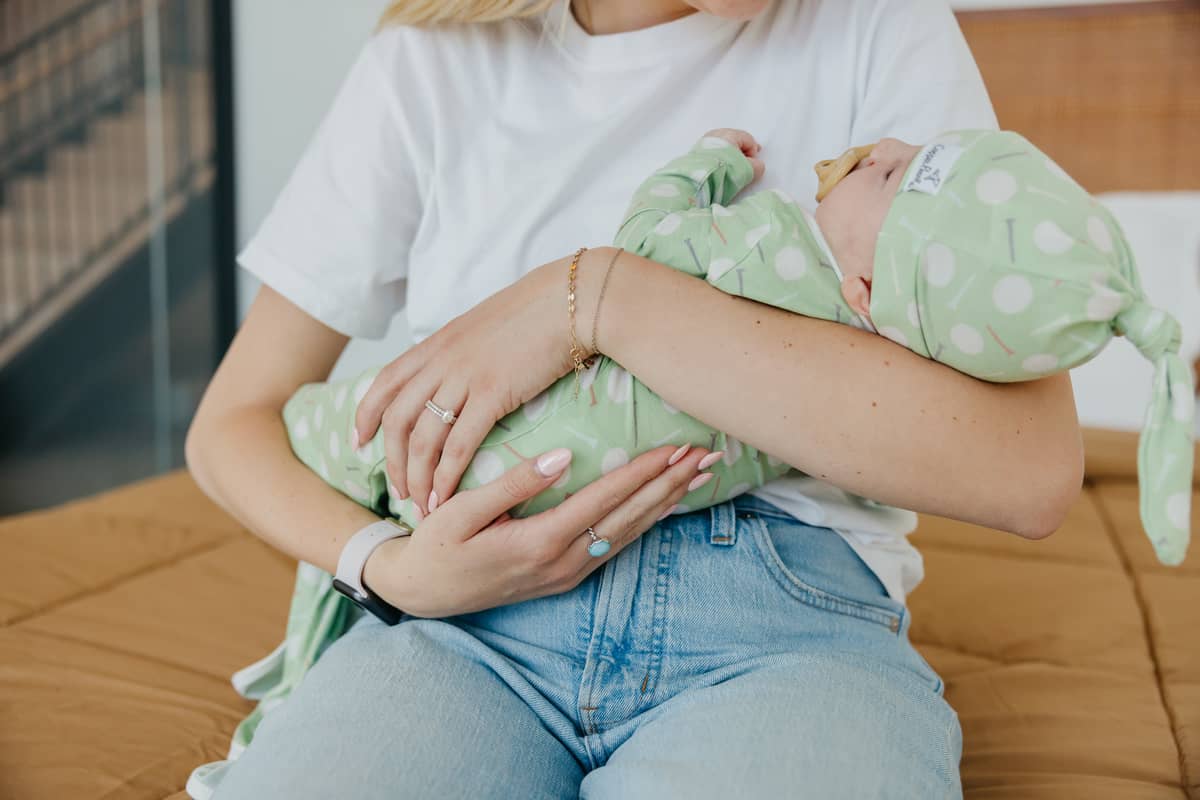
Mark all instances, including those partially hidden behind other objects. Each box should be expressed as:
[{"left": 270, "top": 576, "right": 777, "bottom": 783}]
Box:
[{"left": 233, "top": 0, "right": 405, "bottom": 380}]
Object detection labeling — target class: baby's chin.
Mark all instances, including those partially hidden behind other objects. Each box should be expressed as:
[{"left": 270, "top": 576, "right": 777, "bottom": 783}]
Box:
[{"left": 833, "top": 243, "right": 877, "bottom": 282}]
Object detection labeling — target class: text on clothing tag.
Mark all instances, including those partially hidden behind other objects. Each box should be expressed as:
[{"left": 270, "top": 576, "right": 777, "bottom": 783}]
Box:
[{"left": 903, "top": 142, "right": 965, "bottom": 196}]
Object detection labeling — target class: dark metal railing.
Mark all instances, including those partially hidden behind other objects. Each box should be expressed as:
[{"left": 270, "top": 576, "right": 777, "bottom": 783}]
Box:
[
  {"left": 2, "top": 1, "right": 143, "bottom": 182},
  {"left": 0, "top": 0, "right": 215, "bottom": 356}
]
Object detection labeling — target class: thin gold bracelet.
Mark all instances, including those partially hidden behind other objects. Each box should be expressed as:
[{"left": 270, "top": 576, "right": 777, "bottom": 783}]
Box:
[
  {"left": 590, "top": 248, "right": 623, "bottom": 358},
  {"left": 566, "top": 247, "right": 591, "bottom": 398}
]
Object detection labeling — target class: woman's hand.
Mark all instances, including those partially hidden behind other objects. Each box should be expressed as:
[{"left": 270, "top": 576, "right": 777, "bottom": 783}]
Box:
[
  {"left": 351, "top": 250, "right": 613, "bottom": 519},
  {"left": 363, "top": 443, "right": 715, "bottom": 618}
]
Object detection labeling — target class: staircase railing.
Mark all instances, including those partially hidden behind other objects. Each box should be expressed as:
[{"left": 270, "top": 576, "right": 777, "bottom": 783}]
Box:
[{"left": 0, "top": 0, "right": 216, "bottom": 360}]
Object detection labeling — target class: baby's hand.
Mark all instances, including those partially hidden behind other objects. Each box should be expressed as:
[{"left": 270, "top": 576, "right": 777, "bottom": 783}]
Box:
[{"left": 703, "top": 128, "right": 765, "bottom": 183}]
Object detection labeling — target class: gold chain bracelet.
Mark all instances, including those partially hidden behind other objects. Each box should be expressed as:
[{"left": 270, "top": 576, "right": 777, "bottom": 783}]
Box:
[
  {"left": 590, "top": 248, "right": 623, "bottom": 358},
  {"left": 566, "top": 247, "right": 592, "bottom": 398}
]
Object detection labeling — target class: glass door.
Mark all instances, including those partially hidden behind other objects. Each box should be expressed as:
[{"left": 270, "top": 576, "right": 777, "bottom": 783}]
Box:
[{"left": 0, "top": 0, "right": 235, "bottom": 514}]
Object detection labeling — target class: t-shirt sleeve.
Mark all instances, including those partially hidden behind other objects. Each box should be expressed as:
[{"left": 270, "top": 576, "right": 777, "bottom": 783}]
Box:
[
  {"left": 238, "top": 34, "right": 426, "bottom": 339},
  {"left": 849, "top": 0, "right": 998, "bottom": 146}
]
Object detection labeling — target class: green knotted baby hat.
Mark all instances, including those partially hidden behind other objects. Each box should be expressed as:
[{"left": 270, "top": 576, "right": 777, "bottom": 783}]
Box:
[{"left": 871, "top": 129, "right": 1194, "bottom": 565}]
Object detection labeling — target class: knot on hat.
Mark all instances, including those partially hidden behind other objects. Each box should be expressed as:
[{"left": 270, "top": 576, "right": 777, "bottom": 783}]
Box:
[{"left": 1117, "top": 302, "right": 1181, "bottom": 363}]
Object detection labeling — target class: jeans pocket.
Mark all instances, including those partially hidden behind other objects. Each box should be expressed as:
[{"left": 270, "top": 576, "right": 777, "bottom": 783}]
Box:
[
  {"left": 903, "top": 637, "right": 947, "bottom": 696},
  {"left": 741, "top": 508, "right": 904, "bottom": 632}
]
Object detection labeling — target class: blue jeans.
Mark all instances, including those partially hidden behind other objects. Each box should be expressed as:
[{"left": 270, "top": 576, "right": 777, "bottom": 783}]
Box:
[{"left": 214, "top": 495, "right": 962, "bottom": 799}]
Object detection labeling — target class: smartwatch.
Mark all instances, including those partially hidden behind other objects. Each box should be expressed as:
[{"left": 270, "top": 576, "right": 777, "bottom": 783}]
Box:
[{"left": 332, "top": 519, "right": 413, "bottom": 625}]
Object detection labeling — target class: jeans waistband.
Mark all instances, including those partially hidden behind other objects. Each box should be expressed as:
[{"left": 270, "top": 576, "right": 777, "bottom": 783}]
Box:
[
  {"left": 729, "top": 492, "right": 799, "bottom": 517},
  {"left": 699, "top": 493, "right": 805, "bottom": 548}
]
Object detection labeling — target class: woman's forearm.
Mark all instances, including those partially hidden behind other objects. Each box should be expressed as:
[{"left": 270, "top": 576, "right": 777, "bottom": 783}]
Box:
[
  {"left": 582, "top": 247, "right": 1084, "bottom": 537},
  {"left": 186, "top": 405, "right": 393, "bottom": 575},
  {"left": 185, "top": 285, "right": 397, "bottom": 575}
]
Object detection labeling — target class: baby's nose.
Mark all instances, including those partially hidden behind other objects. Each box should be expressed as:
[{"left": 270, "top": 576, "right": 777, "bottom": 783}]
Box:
[
  {"left": 875, "top": 137, "right": 922, "bottom": 166},
  {"left": 871, "top": 138, "right": 901, "bottom": 159}
]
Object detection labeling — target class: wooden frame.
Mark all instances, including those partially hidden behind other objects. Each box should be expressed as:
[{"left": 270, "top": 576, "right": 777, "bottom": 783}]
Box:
[{"left": 956, "top": 0, "right": 1200, "bottom": 194}]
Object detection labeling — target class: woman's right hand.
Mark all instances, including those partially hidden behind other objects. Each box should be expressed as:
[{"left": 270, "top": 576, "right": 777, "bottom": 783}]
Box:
[{"left": 364, "top": 443, "right": 716, "bottom": 618}]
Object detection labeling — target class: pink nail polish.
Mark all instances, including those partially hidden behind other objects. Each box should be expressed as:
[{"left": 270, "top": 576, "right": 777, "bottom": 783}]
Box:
[
  {"left": 536, "top": 448, "right": 572, "bottom": 477},
  {"left": 657, "top": 504, "right": 678, "bottom": 521},
  {"left": 688, "top": 472, "right": 714, "bottom": 492},
  {"left": 428, "top": 490, "right": 439, "bottom": 512},
  {"left": 387, "top": 482, "right": 400, "bottom": 499},
  {"left": 697, "top": 451, "right": 724, "bottom": 471},
  {"left": 668, "top": 444, "right": 691, "bottom": 465},
  {"left": 413, "top": 505, "right": 424, "bottom": 523},
  {"left": 349, "top": 427, "right": 360, "bottom": 450}
]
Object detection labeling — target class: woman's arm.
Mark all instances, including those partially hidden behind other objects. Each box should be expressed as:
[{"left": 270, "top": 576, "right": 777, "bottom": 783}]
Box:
[
  {"left": 185, "top": 284, "right": 715, "bottom": 616},
  {"left": 580, "top": 247, "right": 1085, "bottom": 539},
  {"left": 184, "top": 286, "right": 388, "bottom": 574}
]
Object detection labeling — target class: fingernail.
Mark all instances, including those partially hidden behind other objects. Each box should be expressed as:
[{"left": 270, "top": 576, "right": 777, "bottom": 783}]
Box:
[
  {"left": 428, "top": 490, "right": 439, "bottom": 512},
  {"left": 349, "top": 427, "right": 360, "bottom": 450},
  {"left": 535, "top": 448, "right": 572, "bottom": 477},
  {"left": 668, "top": 444, "right": 691, "bottom": 465},
  {"left": 697, "top": 451, "right": 723, "bottom": 470},
  {"left": 413, "top": 505, "right": 424, "bottom": 523},
  {"left": 688, "top": 472, "right": 714, "bottom": 492},
  {"left": 387, "top": 482, "right": 400, "bottom": 499},
  {"left": 657, "top": 504, "right": 678, "bottom": 521}
]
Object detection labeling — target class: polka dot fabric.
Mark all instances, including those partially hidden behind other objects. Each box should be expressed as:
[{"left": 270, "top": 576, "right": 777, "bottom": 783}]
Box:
[
  {"left": 283, "top": 358, "right": 787, "bottom": 533},
  {"left": 874, "top": 129, "right": 1194, "bottom": 565},
  {"left": 284, "top": 131, "right": 1191, "bottom": 567},
  {"left": 282, "top": 135, "right": 806, "bottom": 534}
]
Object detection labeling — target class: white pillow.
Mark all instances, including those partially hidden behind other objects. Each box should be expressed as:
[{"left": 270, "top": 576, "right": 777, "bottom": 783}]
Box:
[{"left": 1070, "top": 192, "right": 1200, "bottom": 432}]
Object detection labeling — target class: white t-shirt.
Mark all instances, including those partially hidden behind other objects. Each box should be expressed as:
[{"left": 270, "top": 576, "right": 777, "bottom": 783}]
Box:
[{"left": 240, "top": 0, "right": 997, "bottom": 603}]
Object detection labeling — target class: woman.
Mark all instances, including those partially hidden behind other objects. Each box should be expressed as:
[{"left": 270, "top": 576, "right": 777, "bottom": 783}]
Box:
[{"left": 186, "top": 0, "right": 1084, "bottom": 796}]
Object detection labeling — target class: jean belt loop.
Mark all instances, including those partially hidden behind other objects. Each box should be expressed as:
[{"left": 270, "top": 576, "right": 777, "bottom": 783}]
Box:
[{"left": 709, "top": 500, "right": 737, "bottom": 547}]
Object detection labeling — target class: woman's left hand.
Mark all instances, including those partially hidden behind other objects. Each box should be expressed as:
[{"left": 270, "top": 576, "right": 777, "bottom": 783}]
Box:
[{"left": 351, "top": 248, "right": 611, "bottom": 517}]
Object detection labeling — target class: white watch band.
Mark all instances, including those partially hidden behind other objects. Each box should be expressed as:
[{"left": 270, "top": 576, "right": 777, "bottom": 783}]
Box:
[{"left": 335, "top": 519, "right": 412, "bottom": 598}]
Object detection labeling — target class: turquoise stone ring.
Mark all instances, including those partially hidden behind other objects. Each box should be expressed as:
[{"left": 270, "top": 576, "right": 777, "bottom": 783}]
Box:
[
  {"left": 585, "top": 526, "right": 610, "bottom": 557},
  {"left": 588, "top": 540, "right": 611, "bottom": 557}
]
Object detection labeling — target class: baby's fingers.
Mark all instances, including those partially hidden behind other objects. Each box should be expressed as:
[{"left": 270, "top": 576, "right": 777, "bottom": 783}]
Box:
[
  {"left": 748, "top": 156, "right": 766, "bottom": 183},
  {"left": 729, "top": 129, "right": 760, "bottom": 156}
]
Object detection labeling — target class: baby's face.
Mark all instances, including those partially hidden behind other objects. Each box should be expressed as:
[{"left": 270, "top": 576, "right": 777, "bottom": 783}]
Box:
[{"left": 814, "top": 138, "right": 921, "bottom": 320}]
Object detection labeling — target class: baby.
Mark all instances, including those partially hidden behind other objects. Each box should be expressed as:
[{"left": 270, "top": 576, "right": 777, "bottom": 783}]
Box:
[{"left": 284, "top": 128, "right": 1194, "bottom": 567}]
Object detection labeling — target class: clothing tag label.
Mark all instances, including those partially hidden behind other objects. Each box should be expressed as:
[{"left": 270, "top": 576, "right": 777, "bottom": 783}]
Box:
[{"left": 903, "top": 142, "right": 964, "bottom": 196}]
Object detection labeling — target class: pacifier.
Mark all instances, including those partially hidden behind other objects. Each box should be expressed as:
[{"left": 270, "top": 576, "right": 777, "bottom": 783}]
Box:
[{"left": 814, "top": 143, "right": 877, "bottom": 202}]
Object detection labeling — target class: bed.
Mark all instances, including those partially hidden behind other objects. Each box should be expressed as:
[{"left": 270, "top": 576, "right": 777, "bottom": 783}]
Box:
[{"left": 2, "top": 3, "right": 1199, "bottom": 798}]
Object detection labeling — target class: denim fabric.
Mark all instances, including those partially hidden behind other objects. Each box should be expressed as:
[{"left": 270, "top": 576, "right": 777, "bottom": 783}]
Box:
[{"left": 214, "top": 495, "right": 961, "bottom": 799}]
